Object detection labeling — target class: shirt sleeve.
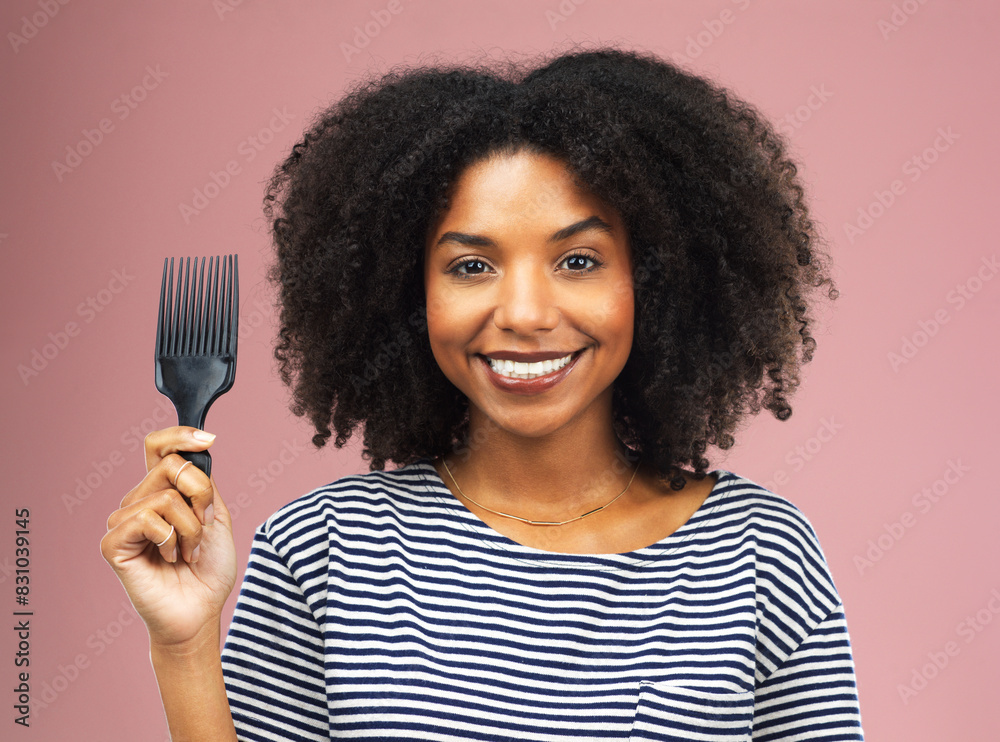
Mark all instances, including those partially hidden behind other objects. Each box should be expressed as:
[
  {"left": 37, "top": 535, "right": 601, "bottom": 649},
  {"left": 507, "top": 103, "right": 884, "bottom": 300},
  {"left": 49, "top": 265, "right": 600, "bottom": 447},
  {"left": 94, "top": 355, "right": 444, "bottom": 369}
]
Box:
[
  {"left": 220, "top": 523, "right": 330, "bottom": 742},
  {"left": 751, "top": 605, "right": 865, "bottom": 741}
]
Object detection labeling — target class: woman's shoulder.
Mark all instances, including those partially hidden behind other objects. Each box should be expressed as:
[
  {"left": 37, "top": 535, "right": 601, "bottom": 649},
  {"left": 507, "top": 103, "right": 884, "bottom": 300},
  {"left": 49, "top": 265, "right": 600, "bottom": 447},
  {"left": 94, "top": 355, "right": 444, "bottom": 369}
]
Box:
[
  {"left": 256, "top": 457, "right": 439, "bottom": 541},
  {"left": 702, "top": 470, "right": 836, "bottom": 576},
  {"left": 708, "top": 469, "right": 843, "bottom": 602},
  {"left": 709, "top": 470, "right": 826, "bottom": 540}
]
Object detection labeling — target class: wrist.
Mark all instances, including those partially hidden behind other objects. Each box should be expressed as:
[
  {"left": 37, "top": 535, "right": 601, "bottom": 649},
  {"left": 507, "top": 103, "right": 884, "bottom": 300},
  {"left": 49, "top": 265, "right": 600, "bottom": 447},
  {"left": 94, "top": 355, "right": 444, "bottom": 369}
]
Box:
[
  {"left": 146, "top": 614, "right": 237, "bottom": 742},
  {"left": 149, "top": 616, "right": 223, "bottom": 661}
]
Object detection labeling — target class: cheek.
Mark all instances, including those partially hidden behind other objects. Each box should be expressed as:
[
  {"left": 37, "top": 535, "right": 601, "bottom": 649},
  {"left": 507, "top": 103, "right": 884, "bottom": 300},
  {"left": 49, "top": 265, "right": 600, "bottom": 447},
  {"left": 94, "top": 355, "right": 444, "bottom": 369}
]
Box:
[
  {"left": 423, "top": 277, "right": 450, "bottom": 343},
  {"left": 424, "top": 310, "right": 450, "bottom": 361},
  {"left": 585, "top": 279, "right": 634, "bottom": 340},
  {"left": 604, "top": 284, "right": 635, "bottom": 364},
  {"left": 617, "top": 303, "right": 635, "bottom": 356},
  {"left": 424, "top": 275, "right": 467, "bottom": 327},
  {"left": 424, "top": 315, "right": 457, "bottom": 386},
  {"left": 424, "top": 295, "right": 469, "bottom": 367},
  {"left": 617, "top": 277, "right": 636, "bottom": 331}
]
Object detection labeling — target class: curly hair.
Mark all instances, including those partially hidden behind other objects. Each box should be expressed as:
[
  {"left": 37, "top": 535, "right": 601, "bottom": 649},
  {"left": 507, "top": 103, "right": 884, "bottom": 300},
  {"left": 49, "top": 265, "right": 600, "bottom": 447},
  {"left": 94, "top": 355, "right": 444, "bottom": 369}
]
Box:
[{"left": 262, "top": 44, "right": 838, "bottom": 491}]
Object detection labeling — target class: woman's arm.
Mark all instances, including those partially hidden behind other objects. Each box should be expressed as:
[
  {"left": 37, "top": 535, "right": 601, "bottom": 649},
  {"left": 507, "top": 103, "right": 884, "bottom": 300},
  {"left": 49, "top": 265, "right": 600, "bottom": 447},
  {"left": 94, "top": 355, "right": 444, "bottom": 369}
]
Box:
[
  {"left": 100, "top": 427, "right": 239, "bottom": 739},
  {"left": 150, "top": 617, "right": 236, "bottom": 742}
]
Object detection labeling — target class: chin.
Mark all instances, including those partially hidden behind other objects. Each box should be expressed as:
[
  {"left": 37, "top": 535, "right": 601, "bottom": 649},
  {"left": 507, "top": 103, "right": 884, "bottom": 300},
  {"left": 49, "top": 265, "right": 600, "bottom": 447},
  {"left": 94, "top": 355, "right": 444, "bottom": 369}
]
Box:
[{"left": 473, "top": 405, "right": 586, "bottom": 440}]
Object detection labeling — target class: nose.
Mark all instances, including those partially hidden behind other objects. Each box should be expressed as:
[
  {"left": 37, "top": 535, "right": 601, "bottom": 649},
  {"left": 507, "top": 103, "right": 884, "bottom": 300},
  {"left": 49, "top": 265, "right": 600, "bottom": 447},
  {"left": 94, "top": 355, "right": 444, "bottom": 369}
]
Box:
[{"left": 491, "top": 268, "right": 560, "bottom": 335}]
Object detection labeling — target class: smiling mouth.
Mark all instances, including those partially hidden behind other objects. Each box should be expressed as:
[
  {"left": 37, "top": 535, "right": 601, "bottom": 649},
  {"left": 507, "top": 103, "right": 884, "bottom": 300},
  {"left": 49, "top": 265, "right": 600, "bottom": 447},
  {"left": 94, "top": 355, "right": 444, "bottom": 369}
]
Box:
[{"left": 479, "top": 350, "right": 585, "bottom": 380}]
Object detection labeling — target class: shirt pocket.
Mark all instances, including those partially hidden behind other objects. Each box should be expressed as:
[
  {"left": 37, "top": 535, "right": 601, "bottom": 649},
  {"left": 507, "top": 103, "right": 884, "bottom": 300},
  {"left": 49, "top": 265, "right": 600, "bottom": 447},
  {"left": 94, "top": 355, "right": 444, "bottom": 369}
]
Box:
[{"left": 628, "top": 681, "right": 754, "bottom": 742}]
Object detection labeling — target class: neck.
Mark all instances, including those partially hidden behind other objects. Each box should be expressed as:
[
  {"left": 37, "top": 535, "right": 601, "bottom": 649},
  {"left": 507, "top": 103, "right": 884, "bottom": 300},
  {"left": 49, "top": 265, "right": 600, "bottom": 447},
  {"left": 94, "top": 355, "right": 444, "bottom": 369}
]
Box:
[{"left": 443, "top": 403, "right": 641, "bottom": 519}]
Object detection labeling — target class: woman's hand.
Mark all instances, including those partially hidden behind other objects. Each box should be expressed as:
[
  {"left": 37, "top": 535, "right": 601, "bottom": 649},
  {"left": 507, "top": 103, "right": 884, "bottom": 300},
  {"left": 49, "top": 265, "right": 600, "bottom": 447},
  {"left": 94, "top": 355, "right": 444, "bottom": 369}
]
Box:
[{"left": 100, "top": 426, "right": 237, "bottom": 648}]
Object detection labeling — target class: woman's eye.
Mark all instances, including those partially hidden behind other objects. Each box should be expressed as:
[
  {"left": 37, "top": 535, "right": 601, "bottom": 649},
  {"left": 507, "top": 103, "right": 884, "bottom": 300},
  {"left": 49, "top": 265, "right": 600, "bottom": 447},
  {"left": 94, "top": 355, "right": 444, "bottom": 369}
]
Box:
[
  {"left": 561, "top": 252, "right": 604, "bottom": 273},
  {"left": 452, "top": 260, "right": 491, "bottom": 277},
  {"left": 445, "top": 260, "right": 489, "bottom": 279},
  {"left": 564, "top": 254, "right": 595, "bottom": 271}
]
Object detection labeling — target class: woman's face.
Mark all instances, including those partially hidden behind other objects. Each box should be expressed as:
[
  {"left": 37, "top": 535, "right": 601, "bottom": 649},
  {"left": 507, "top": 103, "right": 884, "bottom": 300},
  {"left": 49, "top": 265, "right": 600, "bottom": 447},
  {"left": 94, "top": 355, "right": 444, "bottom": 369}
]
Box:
[{"left": 423, "top": 148, "right": 634, "bottom": 440}]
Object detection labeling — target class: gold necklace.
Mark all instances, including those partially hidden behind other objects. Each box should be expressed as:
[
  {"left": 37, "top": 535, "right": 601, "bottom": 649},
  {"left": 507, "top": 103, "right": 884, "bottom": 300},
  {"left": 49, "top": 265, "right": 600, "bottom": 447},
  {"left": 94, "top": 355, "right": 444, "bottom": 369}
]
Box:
[{"left": 440, "top": 456, "right": 642, "bottom": 526}]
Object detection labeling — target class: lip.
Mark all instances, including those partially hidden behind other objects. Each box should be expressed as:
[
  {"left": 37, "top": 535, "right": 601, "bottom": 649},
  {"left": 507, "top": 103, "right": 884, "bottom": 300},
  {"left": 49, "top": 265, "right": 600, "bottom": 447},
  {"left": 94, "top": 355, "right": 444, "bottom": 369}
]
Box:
[{"left": 478, "top": 349, "right": 586, "bottom": 395}]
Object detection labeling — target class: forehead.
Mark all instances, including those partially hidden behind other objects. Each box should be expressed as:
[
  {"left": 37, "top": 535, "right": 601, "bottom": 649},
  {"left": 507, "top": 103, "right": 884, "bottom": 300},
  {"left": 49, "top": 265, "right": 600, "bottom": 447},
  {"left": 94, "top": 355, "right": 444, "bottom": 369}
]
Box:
[{"left": 425, "top": 150, "right": 625, "bottom": 244}]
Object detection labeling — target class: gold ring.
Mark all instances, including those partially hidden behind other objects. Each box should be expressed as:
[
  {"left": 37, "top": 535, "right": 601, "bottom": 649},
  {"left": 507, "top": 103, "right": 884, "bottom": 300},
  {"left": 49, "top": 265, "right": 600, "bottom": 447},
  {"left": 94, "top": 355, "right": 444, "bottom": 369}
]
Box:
[
  {"left": 155, "top": 524, "right": 175, "bottom": 548},
  {"left": 173, "top": 460, "right": 193, "bottom": 487}
]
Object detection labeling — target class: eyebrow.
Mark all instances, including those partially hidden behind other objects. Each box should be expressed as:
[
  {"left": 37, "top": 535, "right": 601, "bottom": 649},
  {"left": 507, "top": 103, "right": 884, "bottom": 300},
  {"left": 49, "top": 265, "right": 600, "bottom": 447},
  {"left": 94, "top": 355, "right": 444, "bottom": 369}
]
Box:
[{"left": 433, "top": 215, "right": 614, "bottom": 251}]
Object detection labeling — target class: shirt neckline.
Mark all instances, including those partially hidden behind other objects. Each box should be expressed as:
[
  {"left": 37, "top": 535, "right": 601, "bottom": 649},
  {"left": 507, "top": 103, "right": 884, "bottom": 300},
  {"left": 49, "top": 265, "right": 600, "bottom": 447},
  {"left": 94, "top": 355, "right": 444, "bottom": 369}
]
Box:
[{"left": 412, "top": 457, "right": 733, "bottom": 569}]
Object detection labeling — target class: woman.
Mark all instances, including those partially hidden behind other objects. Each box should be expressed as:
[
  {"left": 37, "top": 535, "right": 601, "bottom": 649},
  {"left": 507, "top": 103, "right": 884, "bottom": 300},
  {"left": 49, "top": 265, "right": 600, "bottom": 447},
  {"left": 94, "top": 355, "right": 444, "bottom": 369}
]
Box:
[{"left": 102, "top": 46, "right": 864, "bottom": 740}]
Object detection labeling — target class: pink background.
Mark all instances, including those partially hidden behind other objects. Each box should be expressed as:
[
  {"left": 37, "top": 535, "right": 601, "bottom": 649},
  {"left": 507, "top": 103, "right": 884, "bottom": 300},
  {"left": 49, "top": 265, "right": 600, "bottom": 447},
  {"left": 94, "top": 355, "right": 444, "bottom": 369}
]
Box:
[{"left": 2, "top": 1, "right": 998, "bottom": 739}]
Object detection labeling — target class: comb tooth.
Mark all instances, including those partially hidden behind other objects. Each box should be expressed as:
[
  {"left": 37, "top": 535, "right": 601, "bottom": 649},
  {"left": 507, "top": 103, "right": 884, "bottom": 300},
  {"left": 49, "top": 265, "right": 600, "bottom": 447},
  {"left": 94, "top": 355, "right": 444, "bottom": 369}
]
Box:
[
  {"left": 187, "top": 257, "right": 198, "bottom": 355},
  {"left": 180, "top": 257, "right": 193, "bottom": 355},
  {"left": 174, "top": 257, "right": 183, "bottom": 355},
  {"left": 230, "top": 254, "right": 239, "bottom": 355},
  {"left": 186, "top": 257, "right": 197, "bottom": 355},
  {"left": 190, "top": 256, "right": 199, "bottom": 355},
  {"left": 194, "top": 256, "right": 207, "bottom": 355},
  {"left": 220, "top": 255, "right": 231, "bottom": 355},
  {"left": 207, "top": 256, "right": 219, "bottom": 355},
  {"left": 228, "top": 255, "right": 235, "bottom": 354},
  {"left": 168, "top": 257, "right": 180, "bottom": 356},
  {"left": 189, "top": 257, "right": 198, "bottom": 355},
  {"left": 167, "top": 257, "right": 176, "bottom": 356},
  {"left": 156, "top": 258, "right": 168, "bottom": 356},
  {"left": 189, "top": 256, "right": 198, "bottom": 355}
]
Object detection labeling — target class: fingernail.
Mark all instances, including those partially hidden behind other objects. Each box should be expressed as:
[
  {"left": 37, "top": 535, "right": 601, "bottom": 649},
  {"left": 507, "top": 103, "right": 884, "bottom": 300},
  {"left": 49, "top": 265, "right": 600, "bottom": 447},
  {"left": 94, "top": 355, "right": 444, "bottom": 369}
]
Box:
[
  {"left": 204, "top": 503, "right": 214, "bottom": 526},
  {"left": 192, "top": 430, "right": 216, "bottom": 442},
  {"left": 169, "top": 547, "right": 177, "bottom": 563},
  {"left": 191, "top": 545, "right": 201, "bottom": 563}
]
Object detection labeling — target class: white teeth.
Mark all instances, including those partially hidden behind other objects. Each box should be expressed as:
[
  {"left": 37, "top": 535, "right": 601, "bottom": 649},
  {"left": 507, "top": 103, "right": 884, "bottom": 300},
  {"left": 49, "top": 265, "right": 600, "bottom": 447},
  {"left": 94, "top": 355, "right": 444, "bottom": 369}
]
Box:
[{"left": 486, "top": 353, "right": 574, "bottom": 380}]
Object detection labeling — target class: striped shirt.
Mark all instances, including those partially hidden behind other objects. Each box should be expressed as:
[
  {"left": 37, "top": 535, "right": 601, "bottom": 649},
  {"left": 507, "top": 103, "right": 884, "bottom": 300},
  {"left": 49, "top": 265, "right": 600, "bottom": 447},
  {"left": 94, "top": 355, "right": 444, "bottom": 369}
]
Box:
[{"left": 220, "top": 458, "right": 864, "bottom": 741}]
